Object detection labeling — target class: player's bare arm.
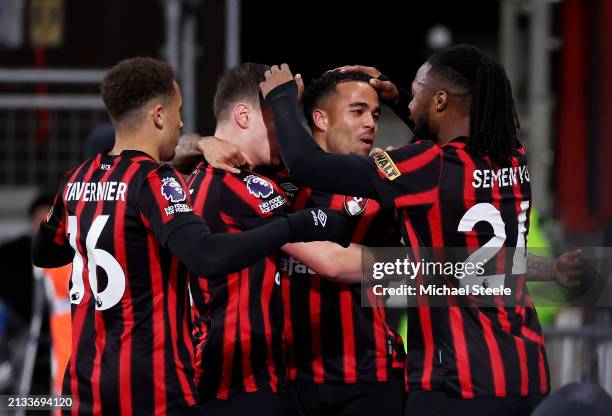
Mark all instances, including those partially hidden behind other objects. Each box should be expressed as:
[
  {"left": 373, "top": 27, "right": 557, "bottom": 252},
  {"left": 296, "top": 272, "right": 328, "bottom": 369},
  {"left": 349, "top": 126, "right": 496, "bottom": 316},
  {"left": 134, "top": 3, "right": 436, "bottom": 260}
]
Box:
[
  {"left": 281, "top": 241, "right": 363, "bottom": 283},
  {"left": 171, "top": 133, "right": 252, "bottom": 174}
]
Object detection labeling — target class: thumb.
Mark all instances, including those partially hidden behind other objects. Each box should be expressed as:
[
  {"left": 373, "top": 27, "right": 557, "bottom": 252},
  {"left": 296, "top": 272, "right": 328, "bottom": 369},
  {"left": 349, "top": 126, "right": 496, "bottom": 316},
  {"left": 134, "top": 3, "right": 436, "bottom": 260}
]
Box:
[
  {"left": 241, "top": 151, "right": 255, "bottom": 170},
  {"left": 295, "top": 73, "right": 305, "bottom": 101},
  {"left": 369, "top": 147, "right": 384, "bottom": 157}
]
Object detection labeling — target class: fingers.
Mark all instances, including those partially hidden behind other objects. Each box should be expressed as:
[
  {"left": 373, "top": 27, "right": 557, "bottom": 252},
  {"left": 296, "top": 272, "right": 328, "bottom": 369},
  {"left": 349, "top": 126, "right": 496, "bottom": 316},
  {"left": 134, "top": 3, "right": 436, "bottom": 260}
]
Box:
[
  {"left": 295, "top": 73, "right": 304, "bottom": 101},
  {"left": 369, "top": 147, "right": 384, "bottom": 157},
  {"left": 211, "top": 161, "right": 241, "bottom": 174},
  {"left": 260, "top": 63, "right": 295, "bottom": 98},
  {"left": 336, "top": 65, "right": 381, "bottom": 78},
  {"left": 385, "top": 145, "right": 398, "bottom": 151},
  {"left": 241, "top": 151, "right": 255, "bottom": 170}
]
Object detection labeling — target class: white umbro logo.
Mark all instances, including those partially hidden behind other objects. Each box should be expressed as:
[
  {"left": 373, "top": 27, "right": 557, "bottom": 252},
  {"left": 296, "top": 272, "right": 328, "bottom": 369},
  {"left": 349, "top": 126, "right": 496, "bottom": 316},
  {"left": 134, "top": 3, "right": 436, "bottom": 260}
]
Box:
[
  {"left": 310, "top": 209, "right": 328, "bottom": 227},
  {"left": 317, "top": 209, "right": 327, "bottom": 227}
]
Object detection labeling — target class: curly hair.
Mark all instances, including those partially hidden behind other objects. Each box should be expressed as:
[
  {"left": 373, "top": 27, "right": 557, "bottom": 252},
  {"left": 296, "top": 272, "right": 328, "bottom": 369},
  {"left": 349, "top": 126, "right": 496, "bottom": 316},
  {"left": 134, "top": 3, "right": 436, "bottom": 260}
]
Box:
[
  {"left": 213, "top": 62, "right": 270, "bottom": 122},
  {"left": 302, "top": 70, "right": 373, "bottom": 129},
  {"left": 101, "top": 57, "right": 176, "bottom": 124}
]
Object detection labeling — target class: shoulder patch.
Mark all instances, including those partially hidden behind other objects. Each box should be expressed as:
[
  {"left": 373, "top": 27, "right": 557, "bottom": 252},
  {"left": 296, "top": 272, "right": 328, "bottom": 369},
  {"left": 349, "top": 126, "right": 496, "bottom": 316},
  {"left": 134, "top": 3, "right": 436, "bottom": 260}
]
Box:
[
  {"left": 372, "top": 151, "right": 401, "bottom": 180},
  {"left": 244, "top": 174, "right": 274, "bottom": 199},
  {"left": 161, "top": 176, "right": 187, "bottom": 203}
]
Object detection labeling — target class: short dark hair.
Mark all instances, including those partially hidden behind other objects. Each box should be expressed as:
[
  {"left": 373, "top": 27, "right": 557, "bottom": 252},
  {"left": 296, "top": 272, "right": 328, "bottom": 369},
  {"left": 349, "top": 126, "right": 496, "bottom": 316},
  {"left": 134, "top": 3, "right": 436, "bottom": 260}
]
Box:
[
  {"left": 427, "top": 44, "right": 519, "bottom": 167},
  {"left": 302, "top": 70, "right": 373, "bottom": 129},
  {"left": 213, "top": 62, "right": 270, "bottom": 122},
  {"left": 101, "top": 57, "right": 176, "bottom": 124}
]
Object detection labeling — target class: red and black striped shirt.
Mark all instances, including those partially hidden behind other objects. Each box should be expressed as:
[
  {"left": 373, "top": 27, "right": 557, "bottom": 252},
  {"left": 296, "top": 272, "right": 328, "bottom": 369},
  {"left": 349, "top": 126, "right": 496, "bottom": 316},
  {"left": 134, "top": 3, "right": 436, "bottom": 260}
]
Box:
[
  {"left": 365, "top": 138, "right": 549, "bottom": 398},
  {"left": 275, "top": 173, "right": 406, "bottom": 384},
  {"left": 45, "top": 150, "right": 199, "bottom": 416},
  {"left": 186, "top": 163, "right": 289, "bottom": 401}
]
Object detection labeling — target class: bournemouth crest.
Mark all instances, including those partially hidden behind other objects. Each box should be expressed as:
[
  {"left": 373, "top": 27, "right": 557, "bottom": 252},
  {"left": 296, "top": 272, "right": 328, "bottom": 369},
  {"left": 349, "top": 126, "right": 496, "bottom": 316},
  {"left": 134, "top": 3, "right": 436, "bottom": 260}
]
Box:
[{"left": 344, "top": 196, "right": 368, "bottom": 216}]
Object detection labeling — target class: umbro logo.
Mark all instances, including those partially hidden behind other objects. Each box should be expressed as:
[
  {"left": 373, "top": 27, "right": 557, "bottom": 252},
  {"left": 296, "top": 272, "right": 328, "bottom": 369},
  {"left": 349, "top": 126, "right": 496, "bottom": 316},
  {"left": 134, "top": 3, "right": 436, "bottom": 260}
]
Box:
[{"left": 311, "top": 209, "right": 327, "bottom": 227}]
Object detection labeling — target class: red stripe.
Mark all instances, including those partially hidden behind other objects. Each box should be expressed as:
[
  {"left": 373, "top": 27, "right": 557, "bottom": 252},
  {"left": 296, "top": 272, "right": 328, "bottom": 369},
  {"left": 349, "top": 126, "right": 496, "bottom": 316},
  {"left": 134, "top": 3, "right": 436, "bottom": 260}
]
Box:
[
  {"left": 281, "top": 275, "right": 297, "bottom": 380},
  {"left": 395, "top": 146, "right": 441, "bottom": 173},
  {"left": 238, "top": 267, "right": 257, "bottom": 391},
  {"left": 294, "top": 187, "right": 312, "bottom": 211},
  {"left": 53, "top": 167, "right": 84, "bottom": 245},
  {"left": 340, "top": 287, "right": 357, "bottom": 383},
  {"left": 456, "top": 149, "right": 479, "bottom": 247},
  {"left": 367, "top": 289, "right": 388, "bottom": 381},
  {"left": 449, "top": 306, "right": 474, "bottom": 398},
  {"left": 310, "top": 277, "right": 324, "bottom": 383},
  {"left": 68, "top": 156, "right": 101, "bottom": 416},
  {"left": 192, "top": 276, "right": 209, "bottom": 385},
  {"left": 450, "top": 150, "right": 477, "bottom": 397},
  {"left": 520, "top": 326, "right": 548, "bottom": 393},
  {"left": 481, "top": 156, "right": 509, "bottom": 397},
  {"left": 218, "top": 272, "right": 239, "bottom": 399},
  {"left": 146, "top": 234, "right": 166, "bottom": 416},
  {"left": 224, "top": 173, "right": 278, "bottom": 218},
  {"left": 444, "top": 141, "right": 467, "bottom": 149},
  {"left": 509, "top": 154, "right": 530, "bottom": 395},
  {"left": 352, "top": 198, "right": 379, "bottom": 243},
  {"left": 90, "top": 158, "right": 122, "bottom": 415},
  {"left": 330, "top": 194, "right": 358, "bottom": 383},
  {"left": 478, "top": 312, "right": 507, "bottom": 396},
  {"left": 116, "top": 162, "right": 141, "bottom": 416},
  {"left": 538, "top": 347, "right": 548, "bottom": 393},
  {"left": 394, "top": 188, "right": 438, "bottom": 208},
  {"left": 192, "top": 168, "right": 214, "bottom": 216},
  {"left": 168, "top": 257, "right": 197, "bottom": 405},
  {"left": 147, "top": 172, "right": 178, "bottom": 225},
  {"left": 427, "top": 197, "right": 444, "bottom": 248},
  {"left": 260, "top": 257, "right": 279, "bottom": 391},
  {"left": 401, "top": 212, "right": 434, "bottom": 391}
]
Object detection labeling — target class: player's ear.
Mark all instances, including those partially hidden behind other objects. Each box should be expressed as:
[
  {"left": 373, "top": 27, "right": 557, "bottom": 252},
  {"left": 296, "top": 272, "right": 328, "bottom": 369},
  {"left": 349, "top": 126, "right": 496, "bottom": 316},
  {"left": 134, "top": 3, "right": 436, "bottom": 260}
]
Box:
[
  {"left": 152, "top": 103, "right": 164, "bottom": 130},
  {"left": 234, "top": 103, "right": 250, "bottom": 129},
  {"left": 434, "top": 90, "right": 448, "bottom": 112},
  {"left": 312, "top": 109, "right": 328, "bottom": 132}
]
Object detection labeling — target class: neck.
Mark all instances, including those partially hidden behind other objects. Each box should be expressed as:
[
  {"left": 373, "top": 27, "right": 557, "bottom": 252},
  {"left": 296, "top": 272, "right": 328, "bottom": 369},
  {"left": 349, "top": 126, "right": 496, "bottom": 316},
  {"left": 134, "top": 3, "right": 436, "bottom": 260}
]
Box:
[
  {"left": 312, "top": 131, "right": 329, "bottom": 152},
  {"left": 436, "top": 114, "right": 470, "bottom": 145},
  {"left": 214, "top": 123, "right": 259, "bottom": 168},
  {"left": 110, "top": 126, "right": 160, "bottom": 161}
]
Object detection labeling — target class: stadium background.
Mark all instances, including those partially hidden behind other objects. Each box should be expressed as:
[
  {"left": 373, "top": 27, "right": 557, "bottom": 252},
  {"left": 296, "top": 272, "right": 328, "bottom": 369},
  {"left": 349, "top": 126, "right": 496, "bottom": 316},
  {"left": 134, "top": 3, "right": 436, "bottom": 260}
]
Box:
[{"left": 0, "top": 0, "right": 611, "bottom": 410}]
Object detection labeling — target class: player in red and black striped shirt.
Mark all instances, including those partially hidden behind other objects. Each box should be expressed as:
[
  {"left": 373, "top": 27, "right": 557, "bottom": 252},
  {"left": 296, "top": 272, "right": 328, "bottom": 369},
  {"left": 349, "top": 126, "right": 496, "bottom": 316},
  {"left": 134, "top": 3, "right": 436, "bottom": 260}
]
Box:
[
  {"left": 277, "top": 70, "right": 406, "bottom": 416},
  {"left": 260, "top": 46, "right": 551, "bottom": 415},
  {"left": 31, "top": 58, "right": 353, "bottom": 416},
  {"left": 183, "top": 63, "right": 365, "bottom": 415}
]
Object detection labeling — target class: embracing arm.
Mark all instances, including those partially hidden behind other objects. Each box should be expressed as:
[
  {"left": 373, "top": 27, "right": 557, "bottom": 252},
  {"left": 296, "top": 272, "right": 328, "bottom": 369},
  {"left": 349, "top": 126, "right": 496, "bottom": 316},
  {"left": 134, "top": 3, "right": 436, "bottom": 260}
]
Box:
[{"left": 281, "top": 241, "right": 363, "bottom": 283}]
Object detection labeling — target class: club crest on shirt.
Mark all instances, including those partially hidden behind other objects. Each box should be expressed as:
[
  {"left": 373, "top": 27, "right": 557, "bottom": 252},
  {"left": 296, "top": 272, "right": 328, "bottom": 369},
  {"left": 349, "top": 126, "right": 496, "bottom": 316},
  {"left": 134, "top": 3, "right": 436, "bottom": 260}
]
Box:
[
  {"left": 244, "top": 175, "right": 274, "bottom": 199},
  {"left": 344, "top": 196, "right": 368, "bottom": 216},
  {"left": 161, "top": 177, "right": 187, "bottom": 203}
]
